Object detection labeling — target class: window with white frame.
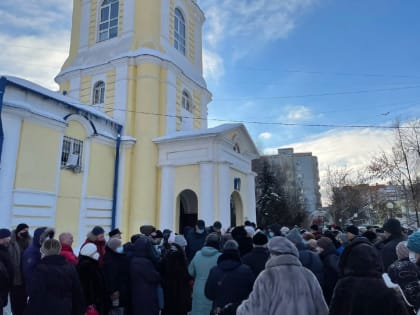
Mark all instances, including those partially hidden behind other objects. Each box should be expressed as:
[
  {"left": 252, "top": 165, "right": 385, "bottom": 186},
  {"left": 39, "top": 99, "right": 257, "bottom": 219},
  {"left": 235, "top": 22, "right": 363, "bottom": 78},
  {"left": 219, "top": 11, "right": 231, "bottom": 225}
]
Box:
[
  {"left": 182, "top": 90, "right": 192, "bottom": 112},
  {"left": 98, "top": 0, "right": 119, "bottom": 42},
  {"left": 174, "top": 8, "right": 186, "bottom": 55},
  {"left": 61, "top": 136, "right": 83, "bottom": 169},
  {"left": 93, "top": 81, "right": 105, "bottom": 105}
]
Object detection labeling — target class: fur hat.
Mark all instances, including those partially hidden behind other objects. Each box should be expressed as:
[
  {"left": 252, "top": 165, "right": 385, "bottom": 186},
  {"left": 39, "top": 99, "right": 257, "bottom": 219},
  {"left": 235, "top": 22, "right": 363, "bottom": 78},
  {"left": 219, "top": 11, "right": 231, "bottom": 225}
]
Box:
[
  {"left": 396, "top": 241, "right": 409, "bottom": 260},
  {"left": 91, "top": 226, "right": 105, "bottom": 236},
  {"left": 253, "top": 232, "right": 268, "bottom": 246},
  {"left": 286, "top": 228, "right": 303, "bottom": 246},
  {"left": 107, "top": 238, "right": 122, "bottom": 252},
  {"left": 345, "top": 225, "right": 359, "bottom": 236},
  {"left": 0, "top": 229, "right": 11, "bottom": 239},
  {"left": 108, "top": 228, "right": 122, "bottom": 238},
  {"left": 383, "top": 218, "right": 402, "bottom": 236},
  {"left": 16, "top": 223, "right": 29, "bottom": 234},
  {"left": 139, "top": 225, "right": 156, "bottom": 236},
  {"left": 408, "top": 231, "right": 420, "bottom": 254},
  {"left": 41, "top": 239, "right": 61, "bottom": 257},
  {"left": 268, "top": 236, "right": 299, "bottom": 257},
  {"left": 80, "top": 243, "right": 99, "bottom": 260}
]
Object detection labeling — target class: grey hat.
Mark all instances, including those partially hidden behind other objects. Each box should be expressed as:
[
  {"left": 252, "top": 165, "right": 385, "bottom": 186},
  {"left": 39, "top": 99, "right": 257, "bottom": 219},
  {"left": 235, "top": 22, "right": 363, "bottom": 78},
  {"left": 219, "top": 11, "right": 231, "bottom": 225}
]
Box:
[
  {"left": 223, "top": 239, "right": 239, "bottom": 251},
  {"left": 174, "top": 234, "right": 187, "bottom": 247},
  {"left": 268, "top": 236, "right": 299, "bottom": 257},
  {"left": 107, "top": 238, "right": 122, "bottom": 252}
]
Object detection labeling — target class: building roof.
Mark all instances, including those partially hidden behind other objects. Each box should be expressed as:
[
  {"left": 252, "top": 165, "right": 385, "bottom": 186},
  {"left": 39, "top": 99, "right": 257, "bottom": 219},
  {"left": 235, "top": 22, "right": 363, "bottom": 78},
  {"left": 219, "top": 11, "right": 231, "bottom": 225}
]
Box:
[{"left": 1, "top": 75, "right": 121, "bottom": 127}]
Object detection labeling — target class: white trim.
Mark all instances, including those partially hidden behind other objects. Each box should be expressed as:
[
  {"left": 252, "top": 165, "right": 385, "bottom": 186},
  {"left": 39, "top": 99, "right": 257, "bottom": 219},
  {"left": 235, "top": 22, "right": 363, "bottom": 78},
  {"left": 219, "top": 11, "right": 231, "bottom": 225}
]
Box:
[
  {"left": 80, "top": 0, "right": 91, "bottom": 50},
  {"left": 115, "top": 140, "right": 125, "bottom": 229},
  {"left": 218, "top": 162, "right": 231, "bottom": 228},
  {"left": 77, "top": 137, "right": 91, "bottom": 245},
  {"left": 159, "top": 165, "right": 175, "bottom": 230},
  {"left": 166, "top": 69, "right": 177, "bottom": 134},
  {"left": 122, "top": 0, "right": 135, "bottom": 36},
  {"left": 245, "top": 173, "right": 257, "bottom": 223},
  {"left": 199, "top": 162, "right": 214, "bottom": 224}
]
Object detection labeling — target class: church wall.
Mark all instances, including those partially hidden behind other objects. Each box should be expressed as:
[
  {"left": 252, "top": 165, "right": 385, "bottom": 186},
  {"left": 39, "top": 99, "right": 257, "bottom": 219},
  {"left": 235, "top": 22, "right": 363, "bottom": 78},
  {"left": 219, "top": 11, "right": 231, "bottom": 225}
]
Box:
[
  {"left": 79, "top": 76, "right": 92, "bottom": 104},
  {"left": 132, "top": 0, "right": 162, "bottom": 50},
  {"left": 105, "top": 69, "right": 116, "bottom": 115},
  {"left": 86, "top": 142, "right": 115, "bottom": 198},
  {"left": 88, "top": 0, "right": 98, "bottom": 47}
]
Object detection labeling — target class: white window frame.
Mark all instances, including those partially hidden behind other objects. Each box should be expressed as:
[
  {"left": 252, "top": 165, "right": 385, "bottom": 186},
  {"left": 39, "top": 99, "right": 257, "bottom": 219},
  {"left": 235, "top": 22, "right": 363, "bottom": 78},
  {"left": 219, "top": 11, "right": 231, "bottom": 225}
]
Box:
[
  {"left": 93, "top": 81, "right": 106, "bottom": 105},
  {"left": 182, "top": 90, "right": 192, "bottom": 112},
  {"left": 61, "top": 136, "right": 84, "bottom": 170},
  {"left": 174, "top": 8, "right": 186, "bottom": 55},
  {"left": 98, "top": 0, "right": 119, "bottom": 42}
]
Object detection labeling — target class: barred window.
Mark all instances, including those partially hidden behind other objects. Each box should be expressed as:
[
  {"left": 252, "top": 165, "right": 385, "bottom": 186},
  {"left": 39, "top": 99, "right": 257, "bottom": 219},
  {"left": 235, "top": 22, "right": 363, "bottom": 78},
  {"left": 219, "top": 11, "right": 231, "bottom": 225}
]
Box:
[
  {"left": 174, "top": 8, "right": 186, "bottom": 55},
  {"left": 61, "top": 136, "right": 83, "bottom": 169},
  {"left": 98, "top": 0, "right": 119, "bottom": 42}
]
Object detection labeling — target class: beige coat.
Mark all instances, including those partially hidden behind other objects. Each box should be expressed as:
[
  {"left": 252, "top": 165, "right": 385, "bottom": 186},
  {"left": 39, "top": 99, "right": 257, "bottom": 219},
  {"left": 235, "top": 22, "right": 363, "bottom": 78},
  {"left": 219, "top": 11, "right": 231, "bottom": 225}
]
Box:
[{"left": 237, "top": 254, "right": 328, "bottom": 315}]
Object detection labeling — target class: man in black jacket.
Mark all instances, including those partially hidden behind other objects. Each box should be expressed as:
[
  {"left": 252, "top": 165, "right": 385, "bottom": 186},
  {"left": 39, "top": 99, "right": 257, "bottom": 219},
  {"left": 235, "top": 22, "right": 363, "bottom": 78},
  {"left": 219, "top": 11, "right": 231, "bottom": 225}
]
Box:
[
  {"left": 0, "top": 229, "right": 13, "bottom": 315},
  {"left": 378, "top": 218, "right": 406, "bottom": 270},
  {"left": 185, "top": 220, "right": 208, "bottom": 262},
  {"left": 241, "top": 232, "right": 270, "bottom": 278}
]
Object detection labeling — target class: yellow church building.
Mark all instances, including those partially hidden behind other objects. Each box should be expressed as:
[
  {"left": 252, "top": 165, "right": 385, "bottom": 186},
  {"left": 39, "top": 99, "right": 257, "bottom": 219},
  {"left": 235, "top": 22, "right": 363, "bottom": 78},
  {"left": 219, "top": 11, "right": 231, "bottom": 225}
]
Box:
[{"left": 0, "top": 0, "right": 259, "bottom": 244}]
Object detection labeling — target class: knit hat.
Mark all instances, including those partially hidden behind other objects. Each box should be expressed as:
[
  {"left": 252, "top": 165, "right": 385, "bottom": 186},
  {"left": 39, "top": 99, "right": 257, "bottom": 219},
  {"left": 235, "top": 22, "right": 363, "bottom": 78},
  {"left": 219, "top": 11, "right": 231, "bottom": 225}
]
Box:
[
  {"left": 0, "top": 229, "right": 11, "bottom": 239},
  {"left": 16, "top": 223, "right": 29, "bottom": 234},
  {"left": 41, "top": 239, "right": 61, "bottom": 257},
  {"left": 253, "top": 232, "right": 268, "bottom": 246},
  {"left": 407, "top": 231, "right": 420, "bottom": 254},
  {"left": 317, "top": 237, "right": 333, "bottom": 251},
  {"left": 109, "top": 228, "right": 122, "bottom": 238},
  {"left": 91, "top": 226, "right": 105, "bottom": 236},
  {"left": 383, "top": 218, "right": 402, "bottom": 236},
  {"left": 223, "top": 240, "right": 239, "bottom": 251},
  {"left": 268, "top": 236, "right": 299, "bottom": 257},
  {"left": 140, "top": 225, "right": 156, "bottom": 236},
  {"left": 345, "top": 225, "right": 359, "bottom": 236},
  {"left": 107, "top": 238, "right": 122, "bottom": 252},
  {"left": 286, "top": 228, "right": 303, "bottom": 245},
  {"left": 174, "top": 234, "right": 187, "bottom": 247},
  {"left": 396, "top": 241, "right": 409, "bottom": 260},
  {"left": 80, "top": 243, "right": 100, "bottom": 260},
  {"left": 205, "top": 232, "right": 221, "bottom": 249}
]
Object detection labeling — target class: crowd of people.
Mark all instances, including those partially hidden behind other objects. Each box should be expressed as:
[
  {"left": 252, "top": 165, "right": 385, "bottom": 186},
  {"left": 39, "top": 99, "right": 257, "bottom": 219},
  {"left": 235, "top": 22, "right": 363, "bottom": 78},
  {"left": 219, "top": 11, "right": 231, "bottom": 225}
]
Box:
[{"left": 0, "top": 218, "right": 420, "bottom": 315}]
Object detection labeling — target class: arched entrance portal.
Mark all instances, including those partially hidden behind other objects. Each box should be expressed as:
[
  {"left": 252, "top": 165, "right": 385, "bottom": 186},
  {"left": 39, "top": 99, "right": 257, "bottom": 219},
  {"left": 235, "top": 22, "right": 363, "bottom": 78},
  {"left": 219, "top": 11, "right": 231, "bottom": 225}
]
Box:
[
  {"left": 230, "top": 191, "right": 243, "bottom": 227},
  {"left": 178, "top": 190, "right": 198, "bottom": 234}
]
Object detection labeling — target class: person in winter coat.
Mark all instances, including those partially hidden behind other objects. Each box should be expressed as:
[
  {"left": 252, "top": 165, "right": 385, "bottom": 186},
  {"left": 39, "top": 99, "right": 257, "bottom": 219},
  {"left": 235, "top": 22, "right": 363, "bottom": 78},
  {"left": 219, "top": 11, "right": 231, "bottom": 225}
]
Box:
[
  {"left": 377, "top": 218, "right": 406, "bottom": 270},
  {"left": 330, "top": 237, "right": 410, "bottom": 315},
  {"left": 231, "top": 226, "right": 253, "bottom": 257},
  {"left": 81, "top": 226, "right": 106, "bottom": 265},
  {"left": 185, "top": 220, "right": 208, "bottom": 262},
  {"left": 345, "top": 225, "right": 359, "bottom": 242},
  {"left": 26, "top": 239, "right": 83, "bottom": 315},
  {"left": 188, "top": 232, "right": 221, "bottom": 315},
  {"left": 287, "top": 228, "right": 324, "bottom": 286},
  {"left": 161, "top": 242, "right": 192, "bottom": 315},
  {"left": 205, "top": 240, "right": 255, "bottom": 313},
  {"left": 241, "top": 232, "right": 270, "bottom": 278},
  {"left": 22, "top": 227, "right": 54, "bottom": 285},
  {"left": 237, "top": 236, "right": 328, "bottom": 315},
  {"left": 77, "top": 243, "right": 107, "bottom": 315},
  {"left": 130, "top": 236, "right": 161, "bottom": 315},
  {"left": 317, "top": 237, "right": 340, "bottom": 304},
  {"left": 59, "top": 233, "right": 78, "bottom": 266},
  {"left": 0, "top": 229, "right": 13, "bottom": 315},
  {"left": 103, "top": 238, "right": 130, "bottom": 312},
  {"left": 8, "top": 223, "right": 31, "bottom": 315}
]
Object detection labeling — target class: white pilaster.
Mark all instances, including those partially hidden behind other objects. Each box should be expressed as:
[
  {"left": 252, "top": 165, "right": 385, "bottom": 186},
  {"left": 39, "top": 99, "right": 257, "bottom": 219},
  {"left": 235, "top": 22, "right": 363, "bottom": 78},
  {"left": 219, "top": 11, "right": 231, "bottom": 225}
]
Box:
[
  {"left": 199, "top": 162, "right": 214, "bottom": 225},
  {"left": 218, "top": 162, "right": 231, "bottom": 229},
  {"left": 245, "top": 173, "right": 257, "bottom": 223},
  {"left": 0, "top": 113, "right": 22, "bottom": 228},
  {"left": 159, "top": 165, "right": 175, "bottom": 230},
  {"left": 166, "top": 69, "right": 177, "bottom": 134},
  {"left": 122, "top": 0, "right": 135, "bottom": 36},
  {"left": 80, "top": 0, "right": 91, "bottom": 50},
  {"left": 77, "top": 138, "right": 91, "bottom": 246},
  {"left": 113, "top": 62, "right": 129, "bottom": 125}
]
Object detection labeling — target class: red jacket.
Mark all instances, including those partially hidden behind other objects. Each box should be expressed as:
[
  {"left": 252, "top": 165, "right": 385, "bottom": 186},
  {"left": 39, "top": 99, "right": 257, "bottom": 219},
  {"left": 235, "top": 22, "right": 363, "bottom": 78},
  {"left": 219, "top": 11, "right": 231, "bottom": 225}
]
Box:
[{"left": 60, "top": 244, "right": 78, "bottom": 266}]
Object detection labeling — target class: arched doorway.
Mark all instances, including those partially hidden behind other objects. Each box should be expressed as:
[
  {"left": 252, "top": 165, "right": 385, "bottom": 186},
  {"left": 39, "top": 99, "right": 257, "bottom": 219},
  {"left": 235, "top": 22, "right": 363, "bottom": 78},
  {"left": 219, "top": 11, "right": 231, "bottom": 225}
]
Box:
[
  {"left": 230, "top": 191, "right": 243, "bottom": 227},
  {"left": 177, "top": 190, "right": 198, "bottom": 234}
]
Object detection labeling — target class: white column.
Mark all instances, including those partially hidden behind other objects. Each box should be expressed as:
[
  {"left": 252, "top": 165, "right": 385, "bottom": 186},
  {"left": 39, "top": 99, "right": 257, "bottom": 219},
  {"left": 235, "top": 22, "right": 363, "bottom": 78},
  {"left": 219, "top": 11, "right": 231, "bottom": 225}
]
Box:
[
  {"left": 199, "top": 162, "right": 214, "bottom": 225},
  {"left": 77, "top": 138, "right": 91, "bottom": 246},
  {"left": 166, "top": 70, "right": 177, "bottom": 134},
  {"left": 218, "top": 162, "right": 231, "bottom": 229},
  {"left": 245, "top": 173, "right": 257, "bottom": 223},
  {"left": 113, "top": 62, "right": 129, "bottom": 125},
  {"left": 0, "top": 113, "right": 22, "bottom": 228},
  {"left": 159, "top": 165, "right": 175, "bottom": 230}
]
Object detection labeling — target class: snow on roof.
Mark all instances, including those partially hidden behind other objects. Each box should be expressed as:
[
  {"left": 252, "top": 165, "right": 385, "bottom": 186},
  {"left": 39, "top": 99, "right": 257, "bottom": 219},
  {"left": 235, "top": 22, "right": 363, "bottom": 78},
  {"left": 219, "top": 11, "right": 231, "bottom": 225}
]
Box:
[
  {"left": 2, "top": 75, "right": 121, "bottom": 126},
  {"left": 153, "top": 123, "right": 244, "bottom": 143}
]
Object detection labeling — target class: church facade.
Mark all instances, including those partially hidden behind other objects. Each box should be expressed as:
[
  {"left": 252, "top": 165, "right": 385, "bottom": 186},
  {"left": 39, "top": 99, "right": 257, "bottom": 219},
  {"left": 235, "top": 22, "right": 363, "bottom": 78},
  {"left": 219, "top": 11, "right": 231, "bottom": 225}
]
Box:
[{"left": 0, "top": 0, "right": 259, "bottom": 243}]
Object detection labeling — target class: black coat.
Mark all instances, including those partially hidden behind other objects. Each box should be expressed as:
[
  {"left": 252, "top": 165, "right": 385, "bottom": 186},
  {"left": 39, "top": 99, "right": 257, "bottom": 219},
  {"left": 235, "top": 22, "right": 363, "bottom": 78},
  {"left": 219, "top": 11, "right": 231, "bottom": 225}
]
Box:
[
  {"left": 241, "top": 247, "right": 270, "bottom": 278},
  {"left": 26, "top": 255, "right": 83, "bottom": 315},
  {"left": 102, "top": 247, "right": 130, "bottom": 308},
  {"left": 331, "top": 238, "right": 410, "bottom": 315},
  {"left": 319, "top": 246, "right": 339, "bottom": 304},
  {"left": 297, "top": 245, "right": 324, "bottom": 287},
  {"left": 130, "top": 237, "right": 161, "bottom": 315},
  {"left": 161, "top": 244, "right": 192, "bottom": 315},
  {"left": 77, "top": 256, "right": 107, "bottom": 314},
  {"left": 378, "top": 235, "right": 405, "bottom": 270},
  {"left": 185, "top": 230, "right": 207, "bottom": 262},
  {"left": 0, "top": 245, "right": 14, "bottom": 308},
  {"left": 205, "top": 251, "right": 255, "bottom": 311}
]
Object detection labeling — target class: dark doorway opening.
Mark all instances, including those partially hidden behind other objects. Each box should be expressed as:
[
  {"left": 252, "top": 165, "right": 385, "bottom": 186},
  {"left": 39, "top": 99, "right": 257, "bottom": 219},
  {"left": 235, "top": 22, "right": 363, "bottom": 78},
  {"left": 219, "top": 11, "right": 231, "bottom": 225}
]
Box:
[{"left": 178, "top": 190, "right": 198, "bottom": 234}]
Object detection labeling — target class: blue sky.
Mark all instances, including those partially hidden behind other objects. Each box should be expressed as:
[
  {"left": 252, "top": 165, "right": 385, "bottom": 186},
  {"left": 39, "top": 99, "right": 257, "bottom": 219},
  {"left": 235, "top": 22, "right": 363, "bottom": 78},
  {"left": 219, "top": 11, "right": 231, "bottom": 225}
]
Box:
[{"left": 1, "top": 0, "right": 419, "bottom": 203}]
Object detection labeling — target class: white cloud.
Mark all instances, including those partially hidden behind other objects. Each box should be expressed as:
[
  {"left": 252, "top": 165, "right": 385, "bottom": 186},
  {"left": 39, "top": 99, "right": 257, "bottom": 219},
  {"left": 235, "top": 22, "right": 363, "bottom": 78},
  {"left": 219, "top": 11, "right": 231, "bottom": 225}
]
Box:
[
  {"left": 258, "top": 132, "right": 273, "bottom": 140},
  {"left": 286, "top": 105, "right": 313, "bottom": 121},
  {"left": 203, "top": 49, "right": 225, "bottom": 82}
]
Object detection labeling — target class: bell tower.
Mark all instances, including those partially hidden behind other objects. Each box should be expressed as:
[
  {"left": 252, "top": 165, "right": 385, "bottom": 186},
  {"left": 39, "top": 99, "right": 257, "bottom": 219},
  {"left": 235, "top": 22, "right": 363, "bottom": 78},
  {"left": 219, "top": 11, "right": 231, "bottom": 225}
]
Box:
[{"left": 55, "top": 0, "right": 212, "bottom": 234}]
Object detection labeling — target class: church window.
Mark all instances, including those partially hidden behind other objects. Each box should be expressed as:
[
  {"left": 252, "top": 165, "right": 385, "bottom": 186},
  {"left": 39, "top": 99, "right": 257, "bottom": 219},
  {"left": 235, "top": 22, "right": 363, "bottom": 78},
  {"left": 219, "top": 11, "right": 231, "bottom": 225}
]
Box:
[
  {"left": 233, "top": 143, "right": 240, "bottom": 153},
  {"left": 61, "top": 136, "right": 83, "bottom": 170},
  {"left": 174, "top": 8, "right": 186, "bottom": 55},
  {"left": 182, "top": 90, "right": 192, "bottom": 112},
  {"left": 93, "top": 81, "right": 105, "bottom": 104},
  {"left": 98, "top": 0, "right": 119, "bottom": 42}
]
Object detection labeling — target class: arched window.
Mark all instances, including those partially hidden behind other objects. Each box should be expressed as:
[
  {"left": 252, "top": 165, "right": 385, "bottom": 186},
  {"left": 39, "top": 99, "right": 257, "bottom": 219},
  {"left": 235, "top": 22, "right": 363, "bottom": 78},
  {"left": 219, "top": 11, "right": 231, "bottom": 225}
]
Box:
[
  {"left": 174, "top": 8, "right": 186, "bottom": 55},
  {"left": 93, "top": 81, "right": 105, "bottom": 104},
  {"left": 182, "top": 90, "right": 192, "bottom": 112},
  {"left": 98, "top": 0, "right": 119, "bottom": 42}
]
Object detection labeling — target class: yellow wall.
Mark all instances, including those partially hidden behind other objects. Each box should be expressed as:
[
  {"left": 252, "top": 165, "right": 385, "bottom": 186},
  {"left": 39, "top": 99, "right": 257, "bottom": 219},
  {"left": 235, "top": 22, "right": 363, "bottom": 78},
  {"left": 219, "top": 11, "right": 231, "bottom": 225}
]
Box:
[
  {"left": 87, "top": 142, "right": 115, "bottom": 198},
  {"left": 80, "top": 76, "right": 92, "bottom": 104},
  {"left": 187, "top": 4, "right": 195, "bottom": 64},
  {"left": 176, "top": 77, "right": 182, "bottom": 130},
  {"left": 174, "top": 165, "right": 200, "bottom": 196},
  {"left": 132, "top": 0, "right": 162, "bottom": 50},
  {"left": 105, "top": 70, "right": 116, "bottom": 116},
  {"left": 88, "top": 0, "right": 98, "bottom": 47},
  {"left": 193, "top": 89, "right": 201, "bottom": 129},
  {"left": 169, "top": 0, "right": 175, "bottom": 44},
  {"left": 14, "top": 121, "right": 61, "bottom": 192},
  {"left": 61, "top": 0, "right": 81, "bottom": 71}
]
